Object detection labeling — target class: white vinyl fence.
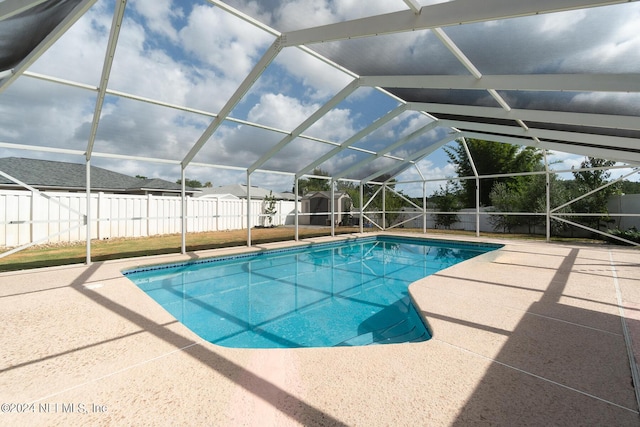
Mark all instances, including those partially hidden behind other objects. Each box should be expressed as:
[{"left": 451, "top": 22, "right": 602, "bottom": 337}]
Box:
[{"left": 0, "top": 190, "right": 298, "bottom": 247}]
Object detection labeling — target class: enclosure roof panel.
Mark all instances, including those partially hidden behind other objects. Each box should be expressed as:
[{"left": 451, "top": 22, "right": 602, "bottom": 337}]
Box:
[{"left": 0, "top": 0, "right": 638, "bottom": 188}]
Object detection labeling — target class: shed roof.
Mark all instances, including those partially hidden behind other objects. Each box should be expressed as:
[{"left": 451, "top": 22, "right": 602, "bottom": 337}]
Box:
[
  {"left": 199, "top": 184, "right": 295, "bottom": 200},
  {"left": 302, "top": 191, "right": 349, "bottom": 200}
]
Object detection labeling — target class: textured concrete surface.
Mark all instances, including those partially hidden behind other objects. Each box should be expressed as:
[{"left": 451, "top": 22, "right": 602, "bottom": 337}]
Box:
[{"left": 1, "top": 232, "right": 639, "bottom": 426}]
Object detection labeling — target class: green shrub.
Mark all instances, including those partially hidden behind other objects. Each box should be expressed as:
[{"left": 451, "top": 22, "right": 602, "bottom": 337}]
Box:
[{"left": 606, "top": 227, "right": 640, "bottom": 245}]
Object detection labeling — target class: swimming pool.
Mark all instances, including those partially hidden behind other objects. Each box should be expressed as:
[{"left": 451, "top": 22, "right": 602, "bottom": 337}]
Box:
[{"left": 124, "top": 236, "right": 501, "bottom": 348}]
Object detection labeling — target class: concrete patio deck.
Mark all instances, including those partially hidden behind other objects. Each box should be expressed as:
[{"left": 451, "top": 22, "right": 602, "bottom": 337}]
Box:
[{"left": 1, "top": 232, "right": 639, "bottom": 426}]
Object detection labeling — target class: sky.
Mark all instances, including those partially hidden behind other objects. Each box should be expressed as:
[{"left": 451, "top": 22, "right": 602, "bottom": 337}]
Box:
[{"left": 0, "top": 0, "right": 638, "bottom": 198}]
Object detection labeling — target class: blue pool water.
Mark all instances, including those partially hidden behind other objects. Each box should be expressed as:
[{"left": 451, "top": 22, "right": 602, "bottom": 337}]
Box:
[{"left": 124, "top": 236, "right": 500, "bottom": 348}]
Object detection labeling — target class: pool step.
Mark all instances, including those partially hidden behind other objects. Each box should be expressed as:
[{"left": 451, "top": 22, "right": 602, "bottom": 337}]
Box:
[
  {"left": 335, "top": 317, "right": 407, "bottom": 346},
  {"left": 336, "top": 314, "right": 429, "bottom": 346},
  {"left": 373, "top": 325, "right": 429, "bottom": 344}
]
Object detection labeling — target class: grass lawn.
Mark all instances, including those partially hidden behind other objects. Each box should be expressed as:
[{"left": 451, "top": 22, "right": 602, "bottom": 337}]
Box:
[
  {"left": 0, "top": 227, "right": 364, "bottom": 272},
  {"left": 0, "top": 226, "right": 605, "bottom": 272}
]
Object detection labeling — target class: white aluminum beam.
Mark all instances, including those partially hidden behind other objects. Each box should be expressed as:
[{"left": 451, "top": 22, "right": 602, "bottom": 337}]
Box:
[
  {"left": 360, "top": 74, "right": 640, "bottom": 93},
  {"left": 282, "top": 0, "right": 630, "bottom": 46},
  {"left": 403, "top": 0, "right": 422, "bottom": 14},
  {"left": 539, "top": 142, "right": 640, "bottom": 165},
  {"left": 461, "top": 131, "right": 640, "bottom": 164},
  {"left": 0, "top": 0, "right": 47, "bottom": 21},
  {"left": 23, "top": 71, "right": 347, "bottom": 144},
  {"left": 440, "top": 119, "right": 640, "bottom": 150},
  {"left": 458, "top": 130, "right": 556, "bottom": 148},
  {"left": 0, "top": 0, "right": 97, "bottom": 94},
  {"left": 210, "top": 0, "right": 358, "bottom": 80},
  {"left": 205, "top": 0, "right": 280, "bottom": 37},
  {"left": 408, "top": 102, "right": 640, "bottom": 131},
  {"left": 432, "top": 28, "right": 481, "bottom": 79},
  {"left": 431, "top": 27, "right": 525, "bottom": 131},
  {"left": 23, "top": 70, "right": 98, "bottom": 90},
  {"left": 0, "top": 170, "right": 85, "bottom": 218},
  {"left": 86, "top": 0, "right": 127, "bottom": 160},
  {"left": 33, "top": 69, "right": 611, "bottom": 168},
  {"left": 553, "top": 169, "right": 638, "bottom": 212},
  {"left": 182, "top": 37, "right": 283, "bottom": 167},
  {"left": 85, "top": 159, "right": 91, "bottom": 264},
  {"left": 361, "top": 134, "right": 454, "bottom": 183},
  {"left": 333, "top": 120, "right": 443, "bottom": 180},
  {"left": 1, "top": 140, "right": 429, "bottom": 182},
  {"left": 247, "top": 79, "right": 360, "bottom": 174},
  {"left": 461, "top": 137, "right": 479, "bottom": 177},
  {"left": 295, "top": 104, "right": 407, "bottom": 179}
]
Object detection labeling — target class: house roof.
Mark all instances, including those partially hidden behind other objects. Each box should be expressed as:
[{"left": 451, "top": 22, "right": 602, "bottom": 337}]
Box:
[
  {"left": 0, "top": 157, "right": 196, "bottom": 193},
  {"left": 137, "top": 178, "right": 197, "bottom": 194}
]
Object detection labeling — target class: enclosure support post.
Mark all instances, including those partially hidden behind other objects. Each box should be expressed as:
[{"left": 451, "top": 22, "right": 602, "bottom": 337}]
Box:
[
  {"left": 359, "top": 183, "right": 364, "bottom": 233},
  {"left": 422, "top": 180, "right": 427, "bottom": 234},
  {"left": 382, "top": 183, "right": 386, "bottom": 231},
  {"left": 544, "top": 152, "right": 551, "bottom": 242},
  {"left": 247, "top": 172, "right": 252, "bottom": 247},
  {"left": 85, "top": 159, "right": 91, "bottom": 265},
  {"left": 180, "top": 167, "right": 186, "bottom": 254},
  {"left": 330, "top": 179, "right": 335, "bottom": 237},
  {"left": 29, "top": 184, "right": 35, "bottom": 244},
  {"left": 475, "top": 177, "right": 480, "bottom": 237},
  {"left": 461, "top": 137, "right": 480, "bottom": 237},
  {"left": 294, "top": 178, "right": 299, "bottom": 241}
]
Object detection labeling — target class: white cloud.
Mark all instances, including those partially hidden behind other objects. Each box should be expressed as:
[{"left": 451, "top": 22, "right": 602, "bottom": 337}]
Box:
[
  {"left": 275, "top": 48, "right": 354, "bottom": 100},
  {"left": 0, "top": 78, "right": 96, "bottom": 152},
  {"left": 131, "top": 0, "right": 183, "bottom": 42},
  {"left": 538, "top": 9, "right": 587, "bottom": 35},
  {"left": 574, "top": 7, "right": 640, "bottom": 72},
  {"left": 274, "top": 0, "right": 335, "bottom": 29},
  {"left": 179, "top": 5, "right": 273, "bottom": 79},
  {"left": 361, "top": 111, "right": 430, "bottom": 147},
  {"left": 396, "top": 158, "right": 458, "bottom": 197},
  {"left": 333, "top": 0, "right": 406, "bottom": 19},
  {"left": 108, "top": 19, "right": 195, "bottom": 106},
  {"left": 179, "top": 90, "right": 362, "bottom": 178},
  {"left": 270, "top": 0, "right": 403, "bottom": 29},
  {"left": 28, "top": 3, "right": 111, "bottom": 84},
  {"left": 308, "top": 107, "right": 357, "bottom": 142},
  {"left": 247, "top": 93, "right": 316, "bottom": 129},
  {"left": 247, "top": 92, "right": 357, "bottom": 142}
]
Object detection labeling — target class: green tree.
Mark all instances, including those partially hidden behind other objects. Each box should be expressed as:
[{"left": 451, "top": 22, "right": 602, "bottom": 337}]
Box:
[
  {"left": 262, "top": 191, "right": 277, "bottom": 227},
  {"left": 488, "top": 182, "right": 524, "bottom": 232},
  {"left": 430, "top": 181, "right": 461, "bottom": 229},
  {"left": 489, "top": 167, "right": 573, "bottom": 235},
  {"left": 362, "top": 175, "right": 406, "bottom": 227},
  {"left": 337, "top": 180, "right": 359, "bottom": 215},
  {"left": 569, "top": 157, "right": 620, "bottom": 231},
  {"left": 547, "top": 178, "right": 574, "bottom": 236},
  {"left": 295, "top": 168, "right": 330, "bottom": 196},
  {"left": 176, "top": 178, "right": 203, "bottom": 188},
  {"left": 620, "top": 180, "right": 640, "bottom": 194},
  {"left": 445, "top": 138, "right": 543, "bottom": 207}
]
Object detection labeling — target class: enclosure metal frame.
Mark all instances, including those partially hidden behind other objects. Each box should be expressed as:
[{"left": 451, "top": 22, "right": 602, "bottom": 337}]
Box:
[{"left": 1, "top": 0, "right": 640, "bottom": 261}]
